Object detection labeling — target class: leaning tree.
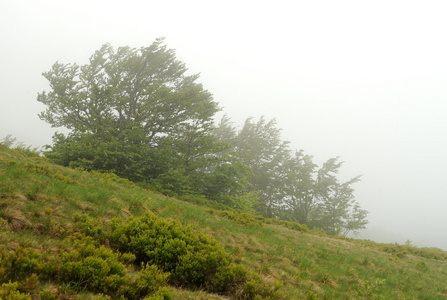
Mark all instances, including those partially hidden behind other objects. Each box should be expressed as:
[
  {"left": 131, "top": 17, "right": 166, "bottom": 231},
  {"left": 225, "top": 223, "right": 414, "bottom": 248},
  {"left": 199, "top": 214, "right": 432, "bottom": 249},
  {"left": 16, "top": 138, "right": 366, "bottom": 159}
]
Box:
[{"left": 38, "top": 38, "right": 219, "bottom": 182}]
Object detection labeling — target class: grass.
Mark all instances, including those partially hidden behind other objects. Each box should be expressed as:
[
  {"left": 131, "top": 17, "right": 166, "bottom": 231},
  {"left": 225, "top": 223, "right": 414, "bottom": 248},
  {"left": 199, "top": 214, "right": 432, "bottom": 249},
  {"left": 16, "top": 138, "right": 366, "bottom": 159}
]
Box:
[{"left": 1, "top": 144, "right": 447, "bottom": 299}]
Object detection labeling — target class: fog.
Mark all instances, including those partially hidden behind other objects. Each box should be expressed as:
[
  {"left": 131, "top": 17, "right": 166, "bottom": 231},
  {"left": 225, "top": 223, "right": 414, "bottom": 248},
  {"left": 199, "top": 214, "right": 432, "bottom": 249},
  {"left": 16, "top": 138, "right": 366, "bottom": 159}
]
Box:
[{"left": 1, "top": 1, "right": 446, "bottom": 249}]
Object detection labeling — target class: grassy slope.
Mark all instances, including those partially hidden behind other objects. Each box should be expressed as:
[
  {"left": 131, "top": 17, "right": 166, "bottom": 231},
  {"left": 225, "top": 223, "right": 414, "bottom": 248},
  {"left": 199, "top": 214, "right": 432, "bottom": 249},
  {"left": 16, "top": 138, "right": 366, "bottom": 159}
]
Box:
[{"left": 1, "top": 145, "right": 447, "bottom": 299}]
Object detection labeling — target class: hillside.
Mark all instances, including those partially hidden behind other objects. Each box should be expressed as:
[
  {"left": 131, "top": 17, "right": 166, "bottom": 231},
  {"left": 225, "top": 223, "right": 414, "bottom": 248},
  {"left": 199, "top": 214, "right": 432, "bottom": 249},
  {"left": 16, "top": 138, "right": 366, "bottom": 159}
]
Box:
[{"left": 1, "top": 144, "right": 447, "bottom": 299}]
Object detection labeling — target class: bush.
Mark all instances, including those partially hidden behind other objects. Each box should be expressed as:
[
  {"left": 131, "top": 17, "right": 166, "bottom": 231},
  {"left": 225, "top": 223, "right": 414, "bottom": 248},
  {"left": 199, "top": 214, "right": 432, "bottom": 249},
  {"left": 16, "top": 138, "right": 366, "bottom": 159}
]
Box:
[
  {"left": 76, "top": 213, "right": 283, "bottom": 298},
  {"left": 73, "top": 213, "right": 108, "bottom": 243},
  {"left": 109, "top": 212, "right": 233, "bottom": 288},
  {"left": 144, "top": 287, "right": 172, "bottom": 300},
  {"left": 59, "top": 235, "right": 128, "bottom": 294},
  {"left": 39, "top": 289, "right": 57, "bottom": 300},
  {"left": 124, "top": 263, "right": 171, "bottom": 299},
  {"left": 0, "top": 281, "right": 31, "bottom": 300},
  {"left": 0, "top": 247, "right": 44, "bottom": 284},
  {"left": 209, "top": 263, "right": 248, "bottom": 293}
]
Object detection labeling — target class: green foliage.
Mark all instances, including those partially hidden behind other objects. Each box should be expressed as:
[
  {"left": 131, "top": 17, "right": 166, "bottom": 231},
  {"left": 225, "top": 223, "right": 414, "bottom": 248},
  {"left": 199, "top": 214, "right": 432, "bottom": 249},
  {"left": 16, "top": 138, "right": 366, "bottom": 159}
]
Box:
[
  {"left": 0, "top": 230, "right": 169, "bottom": 299},
  {"left": 23, "top": 162, "right": 51, "bottom": 176},
  {"left": 241, "top": 274, "right": 283, "bottom": 300},
  {"left": 124, "top": 263, "right": 171, "bottom": 299},
  {"left": 59, "top": 235, "right": 129, "bottom": 294},
  {"left": 1, "top": 135, "right": 41, "bottom": 157},
  {"left": 356, "top": 278, "right": 386, "bottom": 300},
  {"left": 310, "top": 158, "right": 365, "bottom": 236},
  {"left": 383, "top": 244, "right": 407, "bottom": 258},
  {"left": 0, "top": 135, "right": 17, "bottom": 148},
  {"left": 2, "top": 146, "right": 447, "bottom": 299},
  {"left": 104, "top": 212, "right": 281, "bottom": 298},
  {"left": 217, "top": 116, "right": 367, "bottom": 235},
  {"left": 149, "top": 168, "right": 195, "bottom": 197},
  {"left": 36, "top": 38, "right": 369, "bottom": 227},
  {"left": 0, "top": 281, "right": 31, "bottom": 300},
  {"left": 281, "top": 150, "right": 318, "bottom": 225},
  {"left": 23, "top": 162, "right": 76, "bottom": 184},
  {"left": 73, "top": 214, "right": 108, "bottom": 243},
  {"left": 416, "top": 260, "right": 429, "bottom": 272},
  {"left": 235, "top": 117, "right": 291, "bottom": 218},
  {"left": 144, "top": 287, "right": 172, "bottom": 300},
  {"left": 0, "top": 247, "right": 43, "bottom": 283},
  {"left": 306, "top": 290, "right": 317, "bottom": 299},
  {"left": 39, "top": 38, "right": 220, "bottom": 186},
  {"left": 39, "top": 289, "right": 57, "bottom": 300},
  {"left": 108, "top": 212, "right": 232, "bottom": 287}
]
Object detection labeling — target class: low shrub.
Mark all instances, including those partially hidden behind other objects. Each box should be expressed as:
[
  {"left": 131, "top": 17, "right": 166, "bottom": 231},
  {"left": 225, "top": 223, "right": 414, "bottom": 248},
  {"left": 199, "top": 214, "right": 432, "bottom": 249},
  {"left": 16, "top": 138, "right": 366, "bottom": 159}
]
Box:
[
  {"left": 39, "top": 289, "right": 57, "bottom": 300},
  {"left": 107, "top": 212, "right": 283, "bottom": 298},
  {"left": 74, "top": 213, "right": 283, "bottom": 298},
  {"left": 59, "top": 235, "right": 128, "bottom": 294},
  {"left": 123, "top": 263, "right": 170, "bottom": 299},
  {"left": 73, "top": 213, "right": 108, "bottom": 244},
  {"left": 0, "top": 247, "right": 44, "bottom": 283},
  {"left": 0, "top": 281, "right": 31, "bottom": 300},
  {"left": 144, "top": 287, "right": 172, "bottom": 300},
  {"left": 23, "top": 162, "right": 76, "bottom": 184},
  {"left": 90, "top": 170, "right": 139, "bottom": 189},
  {"left": 108, "top": 212, "right": 233, "bottom": 288}
]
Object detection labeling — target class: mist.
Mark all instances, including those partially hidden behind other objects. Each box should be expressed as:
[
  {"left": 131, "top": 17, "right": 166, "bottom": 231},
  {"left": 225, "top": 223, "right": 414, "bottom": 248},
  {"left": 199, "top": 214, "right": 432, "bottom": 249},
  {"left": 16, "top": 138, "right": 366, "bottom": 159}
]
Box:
[{"left": 1, "top": 0, "right": 447, "bottom": 249}]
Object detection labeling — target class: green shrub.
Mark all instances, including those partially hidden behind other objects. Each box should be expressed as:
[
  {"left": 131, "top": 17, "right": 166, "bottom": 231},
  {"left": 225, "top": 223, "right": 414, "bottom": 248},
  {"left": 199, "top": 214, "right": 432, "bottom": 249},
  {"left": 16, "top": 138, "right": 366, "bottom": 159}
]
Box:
[
  {"left": 0, "top": 281, "right": 31, "bottom": 300},
  {"left": 73, "top": 214, "right": 107, "bottom": 243},
  {"left": 39, "top": 289, "right": 57, "bottom": 300},
  {"left": 76, "top": 213, "right": 283, "bottom": 298},
  {"left": 23, "top": 162, "right": 76, "bottom": 184},
  {"left": 356, "top": 278, "right": 386, "bottom": 299},
  {"left": 109, "top": 212, "right": 233, "bottom": 288},
  {"left": 416, "top": 260, "right": 429, "bottom": 272},
  {"left": 241, "top": 274, "right": 283, "bottom": 300},
  {"left": 59, "top": 235, "right": 128, "bottom": 294},
  {"left": 383, "top": 245, "right": 407, "bottom": 258},
  {"left": 209, "top": 263, "right": 248, "bottom": 293},
  {"left": 123, "top": 263, "right": 170, "bottom": 299},
  {"left": 306, "top": 290, "right": 318, "bottom": 299},
  {"left": 108, "top": 212, "right": 283, "bottom": 298},
  {"left": 143, "top": 287, "right": 172, "bottom": 300},
  {"left": 0, "top": 247, "right": 43, "bottom": 283},
  {"left": 23, "top": 163, "right": 51, "bottom": 176}
]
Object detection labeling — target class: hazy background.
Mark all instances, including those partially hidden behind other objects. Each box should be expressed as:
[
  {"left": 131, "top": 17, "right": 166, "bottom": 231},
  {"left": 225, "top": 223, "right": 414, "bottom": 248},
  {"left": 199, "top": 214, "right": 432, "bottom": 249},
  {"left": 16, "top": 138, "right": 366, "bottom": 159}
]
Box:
[{"left": 1, "top": 1, "right": 446, "bottom": 249}]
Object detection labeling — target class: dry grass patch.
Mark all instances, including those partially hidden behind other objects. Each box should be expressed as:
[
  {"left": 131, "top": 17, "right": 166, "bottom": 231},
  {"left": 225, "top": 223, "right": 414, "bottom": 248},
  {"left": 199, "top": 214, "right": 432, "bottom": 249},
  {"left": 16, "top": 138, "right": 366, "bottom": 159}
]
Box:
[{"left": 4, "top": 210, "right": 31, "bottom": 231}]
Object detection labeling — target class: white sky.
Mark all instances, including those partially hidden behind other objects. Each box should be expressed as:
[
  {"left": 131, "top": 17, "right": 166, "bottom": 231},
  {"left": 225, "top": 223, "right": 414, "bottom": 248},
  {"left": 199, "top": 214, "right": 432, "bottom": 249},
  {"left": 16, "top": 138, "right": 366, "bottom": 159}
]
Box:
[{"left": 1, "top": 0, "right": 447, "bottom": 249}]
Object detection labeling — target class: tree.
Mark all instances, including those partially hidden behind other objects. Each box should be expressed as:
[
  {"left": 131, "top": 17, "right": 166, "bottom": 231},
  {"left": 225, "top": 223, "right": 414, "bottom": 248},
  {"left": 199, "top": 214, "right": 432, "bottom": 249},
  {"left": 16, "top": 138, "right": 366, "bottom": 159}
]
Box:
[
  {"left": 38, "top": 38, "right": 219, "bottom": 182},
  {"left": 281, "top": 150, "right": 318, "bottom": 224},
  {"left": 343, "top": 203, "right": 369, "bottom": 236},
  {"left": 191, "top": 115, "right": 256, "bottom": 212},
  {"left": 235, "top": 117, "right": 291, "bottom": 217},
  {"left": 213, "top": 115, "right": 238, "bottom": 146},
  {"left": 311, "top": 158, "right": 366, "bottom": 235}
]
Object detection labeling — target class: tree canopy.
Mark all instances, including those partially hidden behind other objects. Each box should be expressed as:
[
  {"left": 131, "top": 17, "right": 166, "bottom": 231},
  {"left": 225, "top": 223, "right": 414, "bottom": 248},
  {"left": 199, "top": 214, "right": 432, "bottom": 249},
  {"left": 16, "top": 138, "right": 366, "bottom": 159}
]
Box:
[
  {"left": 38, "top": 39, "right": 368, "bottom": 235},
  {"left": 38, "top": 38, "right": 219, "bottom": 182}
]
